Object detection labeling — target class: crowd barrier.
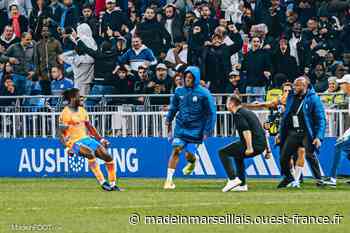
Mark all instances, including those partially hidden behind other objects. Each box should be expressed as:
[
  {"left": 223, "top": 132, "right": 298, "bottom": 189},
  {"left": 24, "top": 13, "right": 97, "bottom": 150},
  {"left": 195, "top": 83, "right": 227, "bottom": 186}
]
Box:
[
  {"left": 0, "top": 137, "right": 347, "bottom": 178},
  {"left": 0, "top": 109, "right": 348, "bottom": 138}
]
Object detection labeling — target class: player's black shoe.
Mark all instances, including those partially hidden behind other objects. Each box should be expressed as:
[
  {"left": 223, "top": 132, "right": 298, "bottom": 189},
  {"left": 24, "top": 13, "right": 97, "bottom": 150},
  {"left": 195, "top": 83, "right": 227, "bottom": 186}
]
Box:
[
  {"left": 277, "top": 177, "right": 294, "bottom": 189},
  {"left": 316, "top": 179, "right": 326, "bottom": 187},
  {"left": 101, "top": 182, "right": 113, "bottom": 191},
  {"left": 111, "top": 186, "right": 125, "bottom": 192}
]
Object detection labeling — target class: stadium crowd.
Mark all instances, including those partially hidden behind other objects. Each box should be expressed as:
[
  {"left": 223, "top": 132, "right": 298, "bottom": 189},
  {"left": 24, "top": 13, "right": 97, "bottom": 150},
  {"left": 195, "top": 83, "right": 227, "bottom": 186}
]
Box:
[{"left": 0, "top": 0, "right": 349, "bottom": 107}]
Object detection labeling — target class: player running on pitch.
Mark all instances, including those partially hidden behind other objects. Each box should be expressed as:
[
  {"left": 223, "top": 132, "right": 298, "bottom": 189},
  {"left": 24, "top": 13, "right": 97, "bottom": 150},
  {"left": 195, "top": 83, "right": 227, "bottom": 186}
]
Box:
[
  {"left": 164, "top": 66, "right": 216, "bottom": 189},
  {"left": 58, "top": 88, "right": 122, "bottom": 191}
]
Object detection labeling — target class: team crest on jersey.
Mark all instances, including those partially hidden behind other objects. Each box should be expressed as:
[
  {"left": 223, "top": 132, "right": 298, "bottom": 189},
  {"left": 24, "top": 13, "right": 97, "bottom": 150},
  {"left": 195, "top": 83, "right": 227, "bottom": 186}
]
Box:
[{"left": 192, "top": 96, "right": 198, "bottom": 102}]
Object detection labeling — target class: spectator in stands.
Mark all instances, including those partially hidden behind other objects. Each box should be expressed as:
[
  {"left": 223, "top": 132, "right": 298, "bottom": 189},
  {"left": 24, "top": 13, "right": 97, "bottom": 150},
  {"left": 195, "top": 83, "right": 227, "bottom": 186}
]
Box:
[
  {"left": 271, "top": 38, "right": 298, "bottom": 87},
  {"left": 322, "top": 76, "right": 345, "bottom": 107},
  {"left": 311, "top": 63, "right": 328, "bottom": 92},
  {"left": 240, "top": 36, "right": 272, "bottom": 102},
  {"left": 101, "top": 0, "right": 130, "bottom": 38},
  {"left": 324, "top": 51, "right": 341, "bottom": 75},
  {"left": 160, "top": 4, "right": 184, "bottom": 45},
  {"left": 134, "top": 64, "right": 153, "bottom": 104},
  {"left": 50, "top": 65, "right": 73, "bottom": 95},
  {"left": 183, "top": 11, "right": 197, "bottom": 41},
  {"left": 80, "top": 4, "right": 99, "bottom": 39},
  {"left": 0, "top": 25, "right": 20, "bottom": 50},
  {"left": 193, "top": 4, "right": 219, "bottom": 42},
  {"left": 1, "top": 0, "right": 33, "bottom": 17},
  {"left": 171, "top": 73, "right": 184, "bottom": 93},
  {"left": 75, "top": 27, "right": 118, "bottom": 98},
  {"left": 200, "top": 30, "right": 242, "bottom": 93},
  {"left": 59, "top": 23, "right": 96, "bottom": 95},
  {"left": 48, "top": 0, "right": 64, "bottom": 38},
  {"left": 118, "top": 35, "right": 157, "bottom": 72},
  {"left": 225, "top": 69, "right": 244, "bottom": 95},
  {"left": 34, "top": 26, "right": 63, "bottom": 78},
  {"left": 0, "top": 32, "right": 35, "bottom": 95},
  {"left": 0, "top": 8, "right": 9, "bottom": 34},
  {"left": 0, "top": 62, "right": 22, "bottom": 92},
  {"left": 58, "top": 0, "right": 80, "bottom": 35},
  {"left": 164, "top": 37, "right": 188, "bottom": 77},
  {"left": 150, "top": 63, "right": 172, "bottom": 94},
  {"left": 115, "top": 36, "right": 128, "bottom": 57},
  {"left": 114, "top": 65, "right": 135, "bottom": 95},
  {"left": 335, "top": 64, "right": 349, "bottom": 79},
  {"left": 136, "top": 7, "right": 171, "bottom": 58},
  {"left": 9, "top": 3, "right": 29, "bottom": 38},
  {"left": 29, "top": 0, "right": 51, "bottom": 40},
  {"left": 0, "top": 78, "right": 17, "bottom": 106},
  {"left": 287, "top": 22, "right": 310, "bottom": 74},
  {"left": 188, "top": 25, "right": 206, "bottom": 66}
]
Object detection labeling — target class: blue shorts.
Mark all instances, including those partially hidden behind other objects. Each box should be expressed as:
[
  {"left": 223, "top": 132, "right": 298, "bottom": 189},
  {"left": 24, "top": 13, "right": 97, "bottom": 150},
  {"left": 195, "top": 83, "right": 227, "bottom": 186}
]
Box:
[
  {"left": 72, "top": 137, "right": 102, "bottom": 156},
  {"left": 172, "top": 138, "right": 198, "bottom": 154}
]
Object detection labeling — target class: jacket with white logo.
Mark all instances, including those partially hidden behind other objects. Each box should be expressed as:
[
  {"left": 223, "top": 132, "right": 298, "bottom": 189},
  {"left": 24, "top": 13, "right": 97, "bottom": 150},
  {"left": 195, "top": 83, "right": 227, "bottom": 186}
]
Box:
[{"left": 166, "top": 66, "right": 216, "bottom": 143}]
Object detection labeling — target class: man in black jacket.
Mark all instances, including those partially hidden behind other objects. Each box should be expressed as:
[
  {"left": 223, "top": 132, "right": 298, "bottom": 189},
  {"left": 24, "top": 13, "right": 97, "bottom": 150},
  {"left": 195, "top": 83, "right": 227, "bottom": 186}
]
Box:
[
  {"left": 136, "top": 7, "right": 171, "bottom": 58},
  {"left": 160, "top": 4, "right": 184, "bottom": 45},
  {"left": 271, "top": 38, "right": 298, "bottom": 87},
  {"left": 101, "top": 0, "right": 131, "bottom": 37},
  {"left": 193, "top": 4, "right": 218, "bottom": 42},
  {"left": 240, "top": 36, "right": 271, "bottom": 102},
  {"left": 201, "top": 30, "right": 242, "bottom": 93}
]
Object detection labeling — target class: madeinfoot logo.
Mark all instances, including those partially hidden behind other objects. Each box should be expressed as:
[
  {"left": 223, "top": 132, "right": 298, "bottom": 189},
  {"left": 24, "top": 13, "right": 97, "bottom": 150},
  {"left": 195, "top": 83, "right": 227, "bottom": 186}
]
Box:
[{"left": 68, "top": 155, "right": 85, "bottom": 172}]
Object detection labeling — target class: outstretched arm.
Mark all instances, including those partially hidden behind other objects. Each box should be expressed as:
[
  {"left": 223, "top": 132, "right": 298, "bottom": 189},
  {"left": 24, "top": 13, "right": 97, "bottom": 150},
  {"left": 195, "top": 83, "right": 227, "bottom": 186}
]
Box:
[{"left": 85, "top": 121, "right": 110, "bottom": 147}]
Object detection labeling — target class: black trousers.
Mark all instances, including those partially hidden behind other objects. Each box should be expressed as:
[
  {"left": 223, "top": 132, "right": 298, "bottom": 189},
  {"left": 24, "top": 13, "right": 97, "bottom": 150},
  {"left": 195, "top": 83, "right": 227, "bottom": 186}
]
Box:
[
  {"left": 280, "top": 130, "right": 322, "bottom": 180},
  {"left": 219, "top": 141, "right": 265, "bottom": 185}
]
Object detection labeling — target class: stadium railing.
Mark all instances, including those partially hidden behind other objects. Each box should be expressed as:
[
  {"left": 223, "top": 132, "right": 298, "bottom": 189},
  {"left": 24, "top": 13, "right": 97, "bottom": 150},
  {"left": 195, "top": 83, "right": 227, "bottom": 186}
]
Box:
[{"left": 0, "top": 107, "right": 348, "bottom": 138}]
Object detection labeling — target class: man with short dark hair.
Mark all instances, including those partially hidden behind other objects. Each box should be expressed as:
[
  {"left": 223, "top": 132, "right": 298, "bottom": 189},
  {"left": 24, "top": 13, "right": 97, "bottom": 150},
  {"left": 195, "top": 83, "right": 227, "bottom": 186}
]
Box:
[
  {"left": 0, "top": 25, "right": 20, "bottom": 50},
  {"left": 219, "top": 95, "right": 268, "bottom": 192}
]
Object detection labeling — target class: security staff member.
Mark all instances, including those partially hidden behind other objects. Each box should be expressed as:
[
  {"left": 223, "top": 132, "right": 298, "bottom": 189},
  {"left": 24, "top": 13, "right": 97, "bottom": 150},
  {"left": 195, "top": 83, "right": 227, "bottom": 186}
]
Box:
[
  {"left": 278, "top": 77, "right": 326, "bottom": 188},
  {"left": 219, "top": 95, "right": 268, "bottom": 192}
]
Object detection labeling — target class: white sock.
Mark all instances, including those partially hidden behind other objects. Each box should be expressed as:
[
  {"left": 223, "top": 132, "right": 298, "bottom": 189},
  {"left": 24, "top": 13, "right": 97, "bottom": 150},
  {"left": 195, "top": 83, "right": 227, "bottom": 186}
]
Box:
[
  {"left": 166, "top": 168, "right": 175, "bottom": 182},
  {"left": 110, "top": 181, "right": 116, "bottom": 187},
  {"left": 294, "top": 166, "right": 303, "bottom": 182},
  {"left": 290, "top": 167, "right": 296, "bottom": 180}
]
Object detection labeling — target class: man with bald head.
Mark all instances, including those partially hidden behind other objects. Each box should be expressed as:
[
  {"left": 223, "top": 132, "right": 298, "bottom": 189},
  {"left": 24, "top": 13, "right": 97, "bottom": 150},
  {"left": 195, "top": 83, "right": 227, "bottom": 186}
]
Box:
[{"left": 278, "top": 76, "right": 326, "bottom": 188}]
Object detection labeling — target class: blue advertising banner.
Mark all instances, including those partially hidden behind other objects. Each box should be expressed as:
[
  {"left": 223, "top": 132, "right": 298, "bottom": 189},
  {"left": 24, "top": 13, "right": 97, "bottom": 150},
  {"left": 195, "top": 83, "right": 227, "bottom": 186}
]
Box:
[{"left": 0, "top": 137, "right": 347, "bottom": 178}]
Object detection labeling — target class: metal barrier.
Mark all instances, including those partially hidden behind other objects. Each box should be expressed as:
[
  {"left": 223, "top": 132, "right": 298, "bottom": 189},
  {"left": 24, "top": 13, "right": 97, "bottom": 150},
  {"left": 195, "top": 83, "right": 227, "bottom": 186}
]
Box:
[
  {"left": 0, "top": 109, "right": 348, "bottom": 138},
  {"left": 0, "top": 93, "right": 347, "bottom": 113}
]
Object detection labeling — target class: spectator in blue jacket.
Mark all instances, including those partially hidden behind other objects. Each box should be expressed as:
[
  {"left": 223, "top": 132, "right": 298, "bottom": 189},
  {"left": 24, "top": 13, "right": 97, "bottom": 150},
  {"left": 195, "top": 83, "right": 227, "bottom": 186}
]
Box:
[
  {"left": 164, "top": 66, "right": 216, "bottom": 189},
  {"left": 50, "top": 65, "right": 73, "bottom": 95},
  {"left": 278, "top": 76, "right": 326, "bottom": 188},
  {"left": 118, "top": 35, "right": 157, "bottom": 71}
]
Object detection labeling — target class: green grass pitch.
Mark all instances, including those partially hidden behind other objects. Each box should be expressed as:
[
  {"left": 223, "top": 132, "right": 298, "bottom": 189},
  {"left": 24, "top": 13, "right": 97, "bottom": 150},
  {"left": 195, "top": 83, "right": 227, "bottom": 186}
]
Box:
[{"left": 0, "top": 178, "right": 349, "bottom": 233}]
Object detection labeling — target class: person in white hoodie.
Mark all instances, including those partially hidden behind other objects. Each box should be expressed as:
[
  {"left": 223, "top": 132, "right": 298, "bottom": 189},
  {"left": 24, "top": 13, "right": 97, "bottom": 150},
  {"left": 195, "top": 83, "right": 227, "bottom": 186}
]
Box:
[
  {"left": 59, "top": 23, "right": 96, "bottom": 96},
  {"left": 324, "top": 74, "right": 350, "bottom": 187}
]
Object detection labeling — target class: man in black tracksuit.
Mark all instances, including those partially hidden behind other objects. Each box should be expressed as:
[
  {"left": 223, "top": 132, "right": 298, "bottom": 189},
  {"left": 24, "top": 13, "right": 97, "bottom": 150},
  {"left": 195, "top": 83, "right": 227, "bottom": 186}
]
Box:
[{"left": 219, "top": 95, "right": 268, "bottom": 192}]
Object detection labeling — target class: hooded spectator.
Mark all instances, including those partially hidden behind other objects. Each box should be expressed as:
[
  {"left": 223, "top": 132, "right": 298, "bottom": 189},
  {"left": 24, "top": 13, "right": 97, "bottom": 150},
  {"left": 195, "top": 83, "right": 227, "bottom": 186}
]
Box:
[{"left": 59, "top": 23, "right": 96, "bottom": 95}]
